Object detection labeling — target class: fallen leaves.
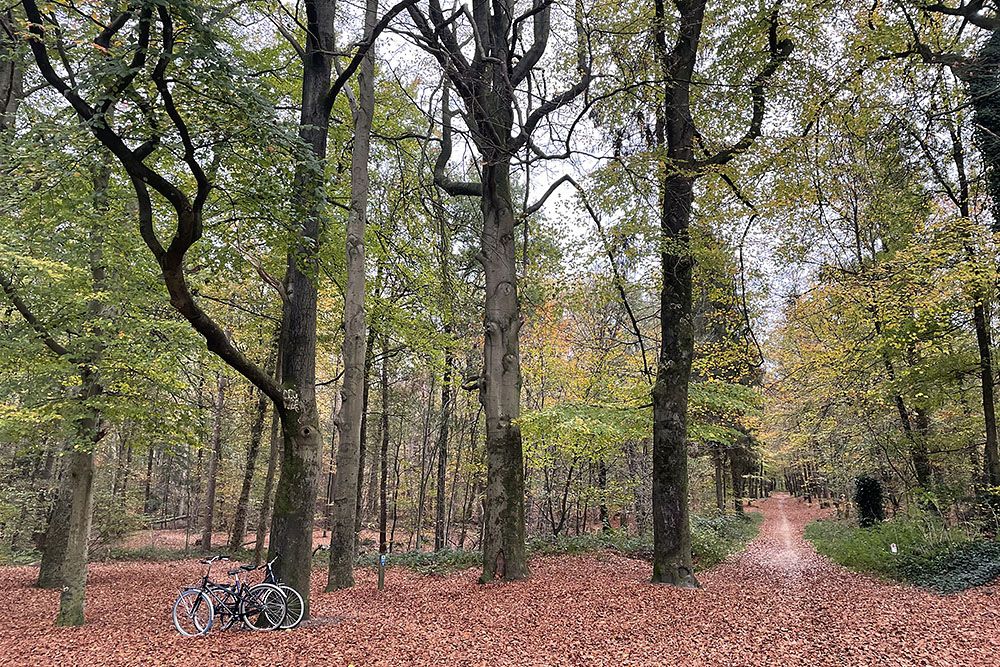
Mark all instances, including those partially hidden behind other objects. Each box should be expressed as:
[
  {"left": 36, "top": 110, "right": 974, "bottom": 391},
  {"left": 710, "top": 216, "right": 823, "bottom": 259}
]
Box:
[{"left": 2, "top": 495, "right": 997, "bottom": 666}]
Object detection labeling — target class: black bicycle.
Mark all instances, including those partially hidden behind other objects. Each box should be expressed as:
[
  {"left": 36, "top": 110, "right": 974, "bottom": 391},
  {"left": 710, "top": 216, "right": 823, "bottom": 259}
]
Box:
[
  {"left": 172, "top": 556, "right": 286, "bottom": 636},
  {"left": 258, "top": 554, "right": 305, "bottom": 629}
]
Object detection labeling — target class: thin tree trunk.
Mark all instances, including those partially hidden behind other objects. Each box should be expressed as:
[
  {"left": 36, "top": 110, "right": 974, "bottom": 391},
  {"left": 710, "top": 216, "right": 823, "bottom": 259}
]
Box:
[
  {"left": 354, "top": 326, "right": 377, "bottom": 548},
  {"left": 379, "top": 337, "right": 390, "bottom": 555},
  {"left": 230, "top": 342, "right": 275, "bottom": 552},
  {"left": 202, "top": 373, "right": 225, "bottom": 552},
  {"left": 254, "top": 408, "right": 282, "bottom": 567},
  {"left": 973, "top": 301, "right": 1000, "bottom": 486},
  {"left": 327, "top": 0, "right": 375, "bottom": 591},
  {"left": 713, "top": 444, "right": 725, "bottom": 514},
  {"left": 413, "top": 378, "right": 436, "bottom": 550},
  {"left": 598, "top": 460, "right": 610, "bottom": 533},
  {"left": 434, "top": 349, "right": 453, "bottom": 550}
]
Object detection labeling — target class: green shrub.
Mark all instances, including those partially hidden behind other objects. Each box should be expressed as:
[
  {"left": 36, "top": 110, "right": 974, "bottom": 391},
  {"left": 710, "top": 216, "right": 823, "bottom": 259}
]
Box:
[
  {"left": 805, "top": 516, "right": 1000, "bottom": 593},
  {"left": 691, "top": 513, "right": 762, "bottom": 569}
]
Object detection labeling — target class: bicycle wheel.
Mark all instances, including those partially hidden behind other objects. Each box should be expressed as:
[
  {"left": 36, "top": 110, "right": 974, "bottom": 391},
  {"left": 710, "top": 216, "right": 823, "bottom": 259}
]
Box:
[
  {"left": 172, "top": 589, "right": 214, "bottom": 637},
  {"left": 240, "top": 583, "right": 285, "bottom": 631},
  {"left": 278, "top": 584, "right": 304, "bottom": 629}
]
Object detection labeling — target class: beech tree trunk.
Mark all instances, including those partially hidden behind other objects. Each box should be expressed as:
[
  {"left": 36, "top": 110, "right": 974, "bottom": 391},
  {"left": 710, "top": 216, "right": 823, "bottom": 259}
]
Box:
[
  {"left": 327, "top": 0, "right": 376, "bottom": 590},
  {"left": 266, "top": 0, "right": 332, "bottom": 614},
  {"left": 651, "top": 172, "right": 698, "bottom": 587},
  {"left": 55, "top": 163, "right": 112, "bottom": 625},
  {"left": 37, "top": 460, "right": 73, "bottom": 589},
  {"left": 55, "top": 444, "right": 96, "bottom": 627},
  {"left": 478, "top": 159, "right": 529, "bottom": 583}
]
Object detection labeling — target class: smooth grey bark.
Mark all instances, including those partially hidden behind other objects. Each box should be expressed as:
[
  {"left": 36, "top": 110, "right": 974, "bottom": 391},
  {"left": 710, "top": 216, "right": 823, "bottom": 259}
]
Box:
[{"left": 327, "top": 0, "right": 376, "bottom": 591}]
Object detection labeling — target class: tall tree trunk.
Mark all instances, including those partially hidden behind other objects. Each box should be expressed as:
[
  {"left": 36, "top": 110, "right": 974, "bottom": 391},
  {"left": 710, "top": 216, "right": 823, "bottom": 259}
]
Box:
[
  {"left": 267, "top": 0, "right": 332, "bottom": 615},
  {"left": 327, "top": 0, "right": 375, "bottom": 590},
  {"left": 55, "top": 161, "right": 112, "bottom": 625},
  {"left": 651, "top": 172, "right": 698, "bottom": 587},
  {"left": 202, "top": 373, "right": 225, "bottom": 552},
  {"left": 478, "top": 158, "right": 529, "bottom": 583}
]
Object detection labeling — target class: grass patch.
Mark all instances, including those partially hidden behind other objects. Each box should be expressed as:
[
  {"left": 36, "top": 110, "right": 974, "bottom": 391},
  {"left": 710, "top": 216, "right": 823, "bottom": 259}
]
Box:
[{"left": 804, "top": 516, "right": 1000, "bottom": 593}]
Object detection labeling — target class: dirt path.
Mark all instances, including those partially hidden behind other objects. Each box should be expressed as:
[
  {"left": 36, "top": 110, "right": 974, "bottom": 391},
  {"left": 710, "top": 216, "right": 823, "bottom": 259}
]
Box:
[{"left": 3, "top": 494, "right": 997, "bottom": 666}]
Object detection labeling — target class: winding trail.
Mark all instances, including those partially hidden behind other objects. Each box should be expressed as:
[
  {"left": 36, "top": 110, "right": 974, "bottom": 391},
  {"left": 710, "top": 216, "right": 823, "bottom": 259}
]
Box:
[{"left": 2, "top": 494, "right": 997, "bottom": 666}]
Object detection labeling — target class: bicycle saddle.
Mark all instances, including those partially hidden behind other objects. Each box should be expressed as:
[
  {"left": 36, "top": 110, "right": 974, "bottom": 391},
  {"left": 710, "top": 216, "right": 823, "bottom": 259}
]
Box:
[
  {"left": 227, "top": 568, "right": 240, "bottom": 576},
  {"left": 239, "top": 564, "right": 256, "bottom": 571}
]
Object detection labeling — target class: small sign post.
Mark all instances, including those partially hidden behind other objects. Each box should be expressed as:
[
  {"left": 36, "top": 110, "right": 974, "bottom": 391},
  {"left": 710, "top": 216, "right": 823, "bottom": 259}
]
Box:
[{"left": 378, "top": 552, "right": 387, "bottom": 591}]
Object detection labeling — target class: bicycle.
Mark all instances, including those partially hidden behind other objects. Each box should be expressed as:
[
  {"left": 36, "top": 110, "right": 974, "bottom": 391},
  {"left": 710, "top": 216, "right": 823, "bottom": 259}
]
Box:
[
  {"left": 258, "top": 554, "right": 305, "bottom": 629},
  {"left": 171, "top": 556, "right": 286, "bottom": 636}
]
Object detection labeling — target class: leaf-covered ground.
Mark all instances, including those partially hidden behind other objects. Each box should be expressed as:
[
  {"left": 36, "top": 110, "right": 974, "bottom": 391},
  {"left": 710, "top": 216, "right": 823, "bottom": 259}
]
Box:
[{"left": 4, "top": 495, "right": 998, "bottom": 666}]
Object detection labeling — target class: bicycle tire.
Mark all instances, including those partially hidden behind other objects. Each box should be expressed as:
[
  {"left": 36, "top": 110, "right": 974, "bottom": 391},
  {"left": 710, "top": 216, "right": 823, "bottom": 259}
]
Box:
[
  {"left": 172, "top": 589, "right": 214, "bottom": 637},
  {"left": 278, "top": 584, "right": 304, "bottom": 629},
  {"left": 240, "top": 583, "right": 285, "bottom": 631}
]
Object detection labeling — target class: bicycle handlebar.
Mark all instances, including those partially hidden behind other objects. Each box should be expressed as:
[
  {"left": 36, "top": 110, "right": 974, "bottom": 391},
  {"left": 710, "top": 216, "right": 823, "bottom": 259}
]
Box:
[{"left": 198, "top": 555, "right": 230, "bottom": 565}]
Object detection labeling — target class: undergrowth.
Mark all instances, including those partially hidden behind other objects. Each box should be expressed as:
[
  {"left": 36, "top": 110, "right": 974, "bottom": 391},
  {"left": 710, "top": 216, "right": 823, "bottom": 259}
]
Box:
[
  {"left": 804, "top": 516, "right": 1000, "bottom": 593},
  {"left": 354, "top": 512, "right": 763, "bottom": 576}
]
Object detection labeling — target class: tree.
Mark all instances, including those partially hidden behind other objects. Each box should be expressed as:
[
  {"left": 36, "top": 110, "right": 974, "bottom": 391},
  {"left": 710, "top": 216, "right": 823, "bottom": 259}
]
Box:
[
  {"left": 646, "top": 0, "right": 790, "bottom": 586},
  {"left": 407, "top": 0, "right": 593, "bottom": 583}
]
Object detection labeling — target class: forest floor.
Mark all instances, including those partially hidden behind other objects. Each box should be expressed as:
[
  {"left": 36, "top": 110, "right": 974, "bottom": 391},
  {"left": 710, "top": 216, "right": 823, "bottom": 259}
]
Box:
[{"left": 3, "top": 494, "right": 998, "bottom": 666}]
